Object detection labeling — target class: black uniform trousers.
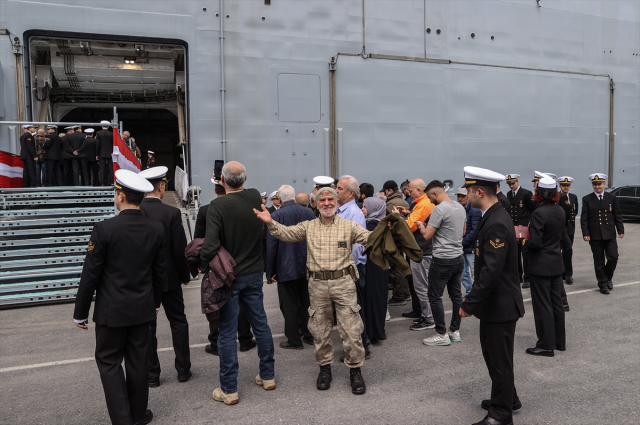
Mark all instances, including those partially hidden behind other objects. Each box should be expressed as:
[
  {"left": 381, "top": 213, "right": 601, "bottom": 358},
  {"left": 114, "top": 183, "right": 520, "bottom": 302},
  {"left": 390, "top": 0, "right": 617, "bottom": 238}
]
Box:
[
  {"left": 70, "top": 157, "right": 89, "bottom": 186},
  {"left": 516, "top": 243, "right": 529, "bottom": 283},
  {"left": 588, "top": 239, "right": 618, "bottom": 288},
  {"left": 61, "top": 159, "right": 72, "bottom": 185},
  {"left": 480, "top": 319, "right": 520, "bottom": 424},
  {"left": 148, "top": 287, "right": 191, "bottom": 381},
  {"left": 46, "top": 159, "right": 63, "bottom": 186},
  {"left": 529, "top": 274, "right": 566, "bottom": 350},
  {"left": 88, "top": 160, "right": 101, "bottom": 186},
  {"left": 208, "top": 303, "right": 254, "bottom": 347},
  {"left": 100, "top": 157, "right": 114, "bottom": 186},
  {"left": 562, "top": 232, "right": 575, "bottom": 278},
  {"left": 95, "top": 322, "right": 150, "bottom": 425},
  {"left": 277, "top": 277, "right": 311, "bottom": 346},
  {"left": 23, "top": 159, "right": 36, "bottom": 187}
]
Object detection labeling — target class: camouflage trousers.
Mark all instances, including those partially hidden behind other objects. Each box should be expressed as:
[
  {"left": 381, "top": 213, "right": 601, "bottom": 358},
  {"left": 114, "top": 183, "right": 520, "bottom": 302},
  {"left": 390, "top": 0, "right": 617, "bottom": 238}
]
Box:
[{"left": 307, "top": 276, "right": 365, "bottom": 368}]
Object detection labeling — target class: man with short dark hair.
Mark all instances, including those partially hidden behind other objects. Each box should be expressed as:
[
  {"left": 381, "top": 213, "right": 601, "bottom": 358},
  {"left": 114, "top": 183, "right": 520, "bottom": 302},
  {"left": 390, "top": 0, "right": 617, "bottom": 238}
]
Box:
[
  {"left": 458, "top": 187, "right": 481, "bottom": 297},
  {"left": 358, "top": 183, "right": 374, "bottom": 202}
]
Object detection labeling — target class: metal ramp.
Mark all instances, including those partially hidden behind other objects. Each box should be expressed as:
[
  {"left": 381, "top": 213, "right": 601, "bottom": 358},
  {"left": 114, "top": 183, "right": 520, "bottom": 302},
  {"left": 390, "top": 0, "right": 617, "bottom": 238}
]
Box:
[{"left": 0, "top": 186, "right": 115, "bottom": 308}]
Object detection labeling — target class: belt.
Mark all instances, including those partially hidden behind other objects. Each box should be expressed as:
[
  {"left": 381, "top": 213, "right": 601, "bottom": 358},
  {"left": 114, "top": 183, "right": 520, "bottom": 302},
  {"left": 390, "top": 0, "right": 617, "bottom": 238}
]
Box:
[{"left": 310, "top": 268, "right": 350, "bottom": 280}]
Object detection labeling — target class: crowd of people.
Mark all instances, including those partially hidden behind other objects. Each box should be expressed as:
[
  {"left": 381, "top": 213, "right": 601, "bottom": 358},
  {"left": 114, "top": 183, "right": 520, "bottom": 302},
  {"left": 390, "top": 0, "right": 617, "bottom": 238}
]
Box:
[
  {"left": 18, "top": 121, "right": 151, "bottom": 188},
  {"left": 72, "top": 159, "right": 625, "bottom": 425}
]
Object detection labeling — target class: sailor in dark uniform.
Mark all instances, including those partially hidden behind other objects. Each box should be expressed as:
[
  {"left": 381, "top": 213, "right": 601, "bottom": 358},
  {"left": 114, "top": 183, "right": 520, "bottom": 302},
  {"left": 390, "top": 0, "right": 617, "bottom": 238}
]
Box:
[
  {"left": 95, "top": 121, "right": 114, "bottom": 185},
  {"left": 460, "top": 167, "right": 525, "bottom": 425},
  {"left": 267, "top": 191, "right": 280, "bottom": 213},
  {"left": 580, "top": 173, "right": 624, "bottom": 294},
  {"left": 73, "top": 169, "right": 166, "bottom": 425},
  {"left": 520, "top": 174, "right": 568, "bottom": 357},
  {"left": 146, "top": 150, "right": 156, "bottom": 169},
  {"left": 45, "top": 125, "right": 63, "bottom": 186},
  {"left": 60, "top": 126, "right": 76, "bottom": 185},
  {"left": 496, "top": 182, "right": 510, "bottom": 211},
  {"left": 138, "top": 166, "right": 193, "bottom": 387},
  {"left": 62, "top": 125, "right": 89, "bottom": 186},
  {"left": 84, "top": 128, "right": 101, "bottom": 186},
  {"left": 558, "top": 177, "right": 578, "bottom": 285},
  {"left": 505, "top": 174, "right": 536, "bottom": 288},
  {"left": 19, "top": 125, "right": 36, "bottom": 187}
]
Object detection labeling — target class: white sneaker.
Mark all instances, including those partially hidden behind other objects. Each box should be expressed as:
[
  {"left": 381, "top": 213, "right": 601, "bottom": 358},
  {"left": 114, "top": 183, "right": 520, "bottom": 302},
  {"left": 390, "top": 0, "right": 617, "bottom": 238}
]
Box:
[
  {"left": 447, "top": 330, "right": 461, "bottom": 343},
  {"left": 422, "top": 333, "right": 451, "bottom": 346},
  {"left": 385, "top": 309, "right": 391, "bottom": 321}
]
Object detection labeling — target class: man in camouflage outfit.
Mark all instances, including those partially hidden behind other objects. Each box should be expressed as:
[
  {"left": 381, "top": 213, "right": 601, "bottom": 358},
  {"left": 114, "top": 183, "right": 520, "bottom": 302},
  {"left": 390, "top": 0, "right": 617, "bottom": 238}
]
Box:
[{"left": 254, "top": 187, "right": 369, "bottom": 395}]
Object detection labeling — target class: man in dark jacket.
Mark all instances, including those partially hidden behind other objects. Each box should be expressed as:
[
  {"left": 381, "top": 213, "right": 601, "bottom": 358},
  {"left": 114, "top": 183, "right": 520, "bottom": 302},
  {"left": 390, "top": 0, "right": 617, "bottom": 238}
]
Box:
[
  {"left": 62, "top": 126, "right": 88, "bottom": 186},
  {"left": 83, "top": 128, "right": 100, "bottom": 186},
  {"left": 73, "top": 169, "right": 166, "bottom": 425},
  {"left": 558, "top": 177, "right": 578, "bottom": 285},
  {"left": 138, "top": 166, "right": 193, "bottom": 387},
  {"left": 19, "top": 125, "right": 36, "bottom": 187},
  {"left": 460, "top": 167, "right": 525, "bottom": 425},
  {"left": 497, "top": 183, "right": 510, "bottom": 211},
  {"left": 458, "top": 187, "right": 482, "bottom": 296},
  {"left": 505, "top": 174, "right": 537, "bottom": 288},
  {"left": 95, "top": 121, "right": 114, "bottom": 185},
  {"left": 580, "top": 173, "right": 624, "bottom": 294},
  {"left": 267, "top": 185, "right": 315, "bottom": 349},
  {"left": 45, "top": 126, "right": 63, "bottom": 186}
]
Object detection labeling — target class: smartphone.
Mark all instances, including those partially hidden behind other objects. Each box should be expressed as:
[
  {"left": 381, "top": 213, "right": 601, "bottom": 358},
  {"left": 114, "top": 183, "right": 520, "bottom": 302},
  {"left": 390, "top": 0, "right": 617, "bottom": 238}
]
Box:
[{"left": 214, "top": 160, "right": 224, "bottom": 182}]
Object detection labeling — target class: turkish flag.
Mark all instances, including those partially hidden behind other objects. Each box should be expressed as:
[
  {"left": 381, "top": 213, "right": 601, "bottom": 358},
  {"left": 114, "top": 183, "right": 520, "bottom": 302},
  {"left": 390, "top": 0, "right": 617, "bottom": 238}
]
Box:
[
  {"left": 111, "top": 129, "right": 141, "bottom": 180},
  {"left": 0, "top": 150, "right": 23, "bottom": 188}
]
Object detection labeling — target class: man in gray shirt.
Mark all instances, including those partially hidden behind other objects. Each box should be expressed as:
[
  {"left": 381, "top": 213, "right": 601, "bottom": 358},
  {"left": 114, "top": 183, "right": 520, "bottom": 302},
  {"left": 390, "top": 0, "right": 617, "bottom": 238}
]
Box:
[{"left": 414, "top": 180, "right": 467, "bottom": 346}]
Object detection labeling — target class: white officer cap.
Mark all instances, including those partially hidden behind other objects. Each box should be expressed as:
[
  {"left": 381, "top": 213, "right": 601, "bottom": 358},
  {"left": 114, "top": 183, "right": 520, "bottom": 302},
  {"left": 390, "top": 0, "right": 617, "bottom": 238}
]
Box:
[
  {"left": 532, "top": 171, "right": 547, "bottom": 182},
  {"left": 542, "top": 172, "right": 557, "bottom": 180},
  {"left": 462, "top": 166, "right": 505, "bottom": 187},
  {"left": 114, "top": 169, "right": 154, "bottom": 193},
  {"left": 64, "top": 126, "right": 74, "bottom": 130},
  {"left": 557, "top": 176, "right": 574, "bottom": 185},
  {"left": 22, "top": 124, "right": 35, "bottom": 129},
  {"left": 47, "top": 125, "right": 58, "bottom": 129},
  {"left": 260, "top": 192, "right": 267, "bottom": 198},
  {"left": 138, "top": 166, "right": 168, "bottom": 183},
  {"left": 269, "top": 191, "right": 279, "bottom": 200},
  {"left": 504, "top": 174, "right": 520, "bottom": 183},
  {"left": 589, "top": 173, "right": 607, "bottom": 183},
  {"left": 100, "top": 120, "right": 111, "bottom": 126},
  {"left": 84, "top": 128, "right": 95, "bottom": 134},
  {"left": 538, "top": 176, "right": 556, "bottom": 189},
  {"left": 148, "top": 150, "right": 154, "bottom": 154},
  {"left": 313, "top": 176, "right": 334, "bottom": 189}
]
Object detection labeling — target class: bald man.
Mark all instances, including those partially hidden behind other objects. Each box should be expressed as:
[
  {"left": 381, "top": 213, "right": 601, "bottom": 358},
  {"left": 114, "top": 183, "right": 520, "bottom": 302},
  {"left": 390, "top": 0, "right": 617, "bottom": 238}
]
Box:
[{"left": 295, "top": 192, "right": 310, "bottom": 208}]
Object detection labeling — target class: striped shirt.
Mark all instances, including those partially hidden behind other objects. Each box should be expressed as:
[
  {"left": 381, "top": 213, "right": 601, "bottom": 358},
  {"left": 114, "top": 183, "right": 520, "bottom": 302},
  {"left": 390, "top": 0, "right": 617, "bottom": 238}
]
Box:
[{"left": 267, "top": 215, "right": 370, "bottom": 273}]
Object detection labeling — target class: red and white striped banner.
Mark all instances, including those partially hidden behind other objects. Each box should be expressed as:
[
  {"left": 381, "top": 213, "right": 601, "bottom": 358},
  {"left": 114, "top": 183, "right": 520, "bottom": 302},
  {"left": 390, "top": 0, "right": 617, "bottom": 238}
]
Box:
[
  {"left": 111, "top": 129, "right": 141, "bottom": 179},
  {"left": 0, "top": 150, "right": 23, "bottom": 188}
]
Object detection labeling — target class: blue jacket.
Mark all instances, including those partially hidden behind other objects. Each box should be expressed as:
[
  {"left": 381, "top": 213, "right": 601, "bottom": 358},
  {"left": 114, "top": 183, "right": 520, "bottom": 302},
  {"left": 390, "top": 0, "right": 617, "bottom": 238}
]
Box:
[
  {"left": 462, "top": 201, "right": 482, "bottom": 253},
  {"left": 266, "top": 201, "right": 315, "bottom": 282}
]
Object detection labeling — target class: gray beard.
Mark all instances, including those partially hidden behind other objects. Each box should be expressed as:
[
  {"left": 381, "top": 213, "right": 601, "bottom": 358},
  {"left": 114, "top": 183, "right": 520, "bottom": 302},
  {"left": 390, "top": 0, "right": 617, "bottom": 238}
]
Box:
[{"left": 319, "top": 208, "right": 337, "bottom": 218}]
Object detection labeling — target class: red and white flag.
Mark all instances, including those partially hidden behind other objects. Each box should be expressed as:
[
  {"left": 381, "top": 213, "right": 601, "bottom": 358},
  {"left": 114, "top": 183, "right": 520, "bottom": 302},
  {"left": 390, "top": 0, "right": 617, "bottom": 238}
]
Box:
[
  {"left": 111, "top": 129, "right": 141, "bottom": 180},
  {"left": 0, "top": 150, "right": 23, "bottom": 188}
]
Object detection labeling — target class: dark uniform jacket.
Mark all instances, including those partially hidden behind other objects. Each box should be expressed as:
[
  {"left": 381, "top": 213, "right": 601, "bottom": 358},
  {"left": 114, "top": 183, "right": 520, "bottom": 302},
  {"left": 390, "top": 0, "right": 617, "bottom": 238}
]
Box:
[
  {"left": 95, "top": 129, "right": 114, "bottom": 158},
  {"left": 147, "top": 156, "right": 156, "bottom": 169},
  {"left": 559, "top": 193, "right": 578, "bottom": 236},
  {"left": 140, "top": 197, "right": 191, "bottom": 291},
  {"left": 497, "top": 192, "right": 510, "bottom": 211},
  {"left": 507, "top": 187, "right": 536, "bottom": 226},
  {"left": 580, "top": 192, "right": 624, "bottom": 241},
  {"left": 73, "top": 209, "right": 167, "bottom": 327},
  {"left": 461, "top": 203, "right": 525, "bottom": 322},
  {"left": 44, "top": 133, "right": 63, "bottom": 160},
  {"left": 194, "top": 204, "right": 208, "bottom": 239},
  {"left": 525, "top": 203, "right": 569, "bottom": 276},
  {"left": 19, "top": 133, "right": 36, "bottom": 161},
  {"left": 84, "top": 137, "right": 98, "bottom": 162},
  {"left": 62, "top": 131, "right": 87, "bottom": 157}
]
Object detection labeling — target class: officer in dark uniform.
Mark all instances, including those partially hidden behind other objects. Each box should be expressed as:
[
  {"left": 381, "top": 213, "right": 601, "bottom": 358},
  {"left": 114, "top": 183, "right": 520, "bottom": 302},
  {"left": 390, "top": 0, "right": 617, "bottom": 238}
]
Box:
[
  {"left": 44, "top": 125, "right": 63, "bottom": 186},
  {"left": 96, "top": 120, "right": 114, "bottom": 185},
  {"left": 19, "top": 125, "right": 36, "bottom": 187},
  {"left": 73, "top": 169, "right": 166, "bottom": 425},
  {"left": 505, "top": 174, "right": 536, "bottom": 288},
  {"left": 580, "top": 173, "right": 624, "bottom": 294},
  {"left": 460, "top": 167, "right": 525, "bottom": 425},
  {"left": 558, "top": 177, "right": 578, "bottom": 285},
  {"left": 84, "top": 128, "right": 100, "bottom": 186},
  {"left": 138, "top": 166, "right": 192, "bottom": 387},
  {"left": 520, "top": 175, "right": 568, "bottom": 357},
  {"left": 267, "top": 191, "right": 280, "bottom": 213},
  {"left": 60, "top": 126, "right": 75, "bottom": 185},
  {"left": 146, "top": 150, "right": 156, "bottom": 169},
  {"left": 496, "top": 182, "right": 510, "bottom": 210},
  {"left": 62, "top": 125, "right": 88, "bottom": 186}
]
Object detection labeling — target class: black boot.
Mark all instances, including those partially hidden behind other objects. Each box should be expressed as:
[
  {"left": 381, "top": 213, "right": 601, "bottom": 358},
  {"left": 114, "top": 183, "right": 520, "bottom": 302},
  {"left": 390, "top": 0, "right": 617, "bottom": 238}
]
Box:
[
  {"left": 349, "top": 367, "right": 366, "bottom": 395},
  {"left": 316, "top": 365, "right": 332, "bottom": 390}
]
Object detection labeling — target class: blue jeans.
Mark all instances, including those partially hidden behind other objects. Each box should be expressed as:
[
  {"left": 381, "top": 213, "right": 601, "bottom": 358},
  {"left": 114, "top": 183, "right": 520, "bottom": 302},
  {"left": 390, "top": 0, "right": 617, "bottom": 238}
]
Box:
[
  {"left": 35, "top": 161, "right": 47, "bottom": 186},
  {"left": 461, "top": 253, "right": 475, "bottom": 295},
  {"left": 218, "top": 272, "right": 274, "bottom": 394}
]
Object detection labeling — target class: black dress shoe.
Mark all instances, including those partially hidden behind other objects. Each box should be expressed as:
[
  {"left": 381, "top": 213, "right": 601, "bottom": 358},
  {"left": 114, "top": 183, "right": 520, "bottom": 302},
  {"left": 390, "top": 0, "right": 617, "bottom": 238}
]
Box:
[
  {"left": 521, "top": 281, "right": 530, "bottom": 289},
  {"left": 565, "top": 276, "right": 574, "bottom": 284},
  {"left": 563, "top": 304, "right": 570, "bottom": 312},
  {"left": 526, "top": 347, "right": 554, "bottom": 357},
  {"left": 349, "top": 367, "right": 366, "bottom": 395},
  {"left": 134, "top": 409, "right": 153, "bottom": 425},
  {"left": 178, "top": 371, "right": 192, "bottom": 382},
  {"left": 401, "top": 311, "right": 421, "bottom": 319},
  {"left": 607, "top": 281, "right": 613, "bottom": 290},
  {"left": 205, "top": 344, "right": 218, "bottom": 356},
  {"left": 599, "top": 287, "right": 610, "bottom": 295},
  {"left": 280, "top": 341, "right": 303, "bottom": 350},
  {"left": 317, "top": 364, "right": 332, "bottom": 390},
  {"left": 472, "top": 414, "right": 512, "bottom": 425},
  {"left": 239, "top": 339, "right": 257, "bottom": 352},
  {"left": 556, "top": 344, "right": 566, "bottom": 351},
  {"left": 481, "top": 399, "right": 522, "bottom": 411},
  {"left": 148, "top": 378, "right": 160, "bottom": 388}
]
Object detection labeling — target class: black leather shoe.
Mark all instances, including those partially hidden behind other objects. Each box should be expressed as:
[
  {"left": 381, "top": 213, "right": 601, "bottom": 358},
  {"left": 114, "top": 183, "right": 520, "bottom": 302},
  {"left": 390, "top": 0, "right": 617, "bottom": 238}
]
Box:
[
  {"left": 239, "top": 339, "right": 257, "bottom": 352},
  {"left": 472, "top": 414, "right": 513, "bottom": 425},
  {"left": 178, "top": 371, "right": 192, "bottom": 382},
  {"left": 205, "top": 344, "right": 218, "bottom": 356},
  {"left": 607, "top": 281, "right": 613, "bottom": 290},
  {"left": 349, "top": 367, "right": 366, "bottom": 395},
  {"left": 526, "top": 347, "right": 554, "bottom": 357},
  {"left": 556, "top": 344, "right": 566, "bottom": 351},
  {"left": 316, "top": 365, "right": 332, "bottom": 390},
  {"left": 565, "top": 276, "right": 574, "bottom": 284},
  {"left": 599, "top": 287, "right": 610, "bottom": 295},
  {"left": 301, "top": 335, "right": 314, "bottom": 345},
  {"left": 563, "top": 304, "right": 570, "bottom": 312},
  {"left": 481, "top": 399, "right": 522, "bottom": 411},
  {"left": 521, "top": 281, "right": 530, "bottom": 289},
  {"left": 401, "top": 311, "right": 421, "bottom": 319},
  {"left": 148, "top": 378, "right": 160, "bottom": 388},
  {"left": 134, "top": 409, "right": 153, "bottom": 425},
  {"left": 280, "top": 341, "right": 303, "bottom": 350}
]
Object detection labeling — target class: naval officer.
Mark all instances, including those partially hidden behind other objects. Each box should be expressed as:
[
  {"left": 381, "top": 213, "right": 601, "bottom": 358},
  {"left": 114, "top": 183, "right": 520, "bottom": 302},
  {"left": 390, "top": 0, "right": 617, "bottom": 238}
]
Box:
[
  {"left": 138, "top": 166, "right": 193, "bottom": 387},
  {"left": 505, "top": 174, "right": 536, "bottom": 288},
  {"left": 460, "top": 167, "right": 525, "bottom": 425},
  {"left": 558, "top": 177, "right": 578, "bottom": 285},
  {"left": 73, "top": 169, "right": 166, "bottom": 425},
  {"left": 580, "top": 173, "right": 624, "bottom": 294},
  {"left": 146, "top": 150, "right": 156, "bottom": 169}
]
